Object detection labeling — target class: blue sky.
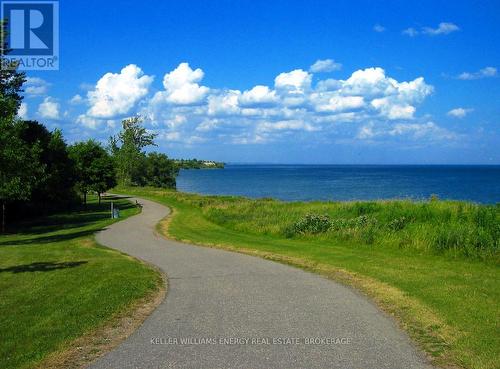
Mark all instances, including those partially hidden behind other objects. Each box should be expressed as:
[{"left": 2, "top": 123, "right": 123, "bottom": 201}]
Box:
[{"left": 20, "top": 0, "right": 500, "bottom": 164}]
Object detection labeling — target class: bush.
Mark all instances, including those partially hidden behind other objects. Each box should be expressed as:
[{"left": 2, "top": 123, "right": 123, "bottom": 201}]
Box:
[
  {"left": 285, "top": 213, "right": 332, "bottom": 236},
  {"left": 388, "top": 216, "right": 409, "bottom": 231}
]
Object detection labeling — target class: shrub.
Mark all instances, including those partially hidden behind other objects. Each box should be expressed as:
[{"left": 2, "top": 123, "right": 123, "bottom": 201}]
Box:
[
  {"left": 285, "top": 213, "right": 332, "bottom": 236},
  {"left": 388, "top": 216, "right": 409, "bottom": 231}
]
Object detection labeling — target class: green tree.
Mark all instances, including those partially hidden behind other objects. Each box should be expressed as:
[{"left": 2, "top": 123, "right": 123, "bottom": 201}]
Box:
[
  {"left": 109, "top": 116, "right": 157, "bottom": 185},
  {"left": 138, "top": 152, "right": 179, "bottom": 188},
  {"left": 0, "top": 20, "right": 37, "bottom": 232},
  {"left": 0, "top": 118, "right": 42, "bottom": 232},
  {"left": 18, "top": 121, "right": 76, "bottom": 210},
  {"left": 69, "top": 140, "right": 116, "bottom": 204},
  {"left": 90, "top": 156, "right": 117, "bottom": 204},
  {"left": 1, "top": 19, "right": 26, "bottom": 119}
]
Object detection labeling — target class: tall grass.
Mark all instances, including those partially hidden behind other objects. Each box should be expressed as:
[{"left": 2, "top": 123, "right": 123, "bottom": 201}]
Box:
[{"left": 151, "top": 190, "right": 499, "bottom": 261}]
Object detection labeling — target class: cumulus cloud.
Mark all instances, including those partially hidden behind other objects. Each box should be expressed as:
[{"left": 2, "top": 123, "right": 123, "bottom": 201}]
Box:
[
  {"left": 38, "top": 97, "right": 60, "bottom": 119},
  {"left": 309, "top": 59, "right": 342, "bottom": 73},
  {"left": 76, "top": 114, "right": 101, "bottom": 129},
  {"left": 457, "top": 67, "right": 497, "bottom": 80},
  {"left": 25, "top": 77, "right": 50, "bottom": 96},
  {"left": 153, "top": 62, "right": 209, "bottom": 105},
  {"left": 314, "top": 95, "right": 365, "bottom": 113},
  {"left": 447, "top": 107, "right": 473, "bottom": 118},
  {"left": 69, "top": 94, "right": 84, "bottom": 105},
  {"left": 87, "top": 64, "right": 153, "bottom": 118},
  {"left": 373, "top": 24, "right": 385, "bottom": 33},
  {"left": 208, "top": 90, "right": 241, "bottom": 116},
  {"left": 275, "top": 69, "right": 312, "bottom": 93},
  {"left": 69, "top": 61, "right": 447, "bottom": 146},
  {"left": 239, "top": 85, "right": 278, "bottom": 107},
  {"left": 257, "top": 120, "right": 317, "bottom": 133}
]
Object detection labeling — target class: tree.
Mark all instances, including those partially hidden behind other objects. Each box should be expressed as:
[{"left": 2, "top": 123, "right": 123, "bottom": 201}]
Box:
[
  {"left": 109, "top": 116, "right": 157, "bottom": 186},
  {"left": 69, "top": 140, "right": 116, "bottom": 204},
  {"left": 18, "top": 121, "right": 76, "bottom": 210},
  {"left": 138, "top": 153, "right": 179, "bottom": 188},
  {"left": 0, "top": 118, "right": 42, "bottom": 232},
  {"left": 0, "top": 20, "right": 36, "bottom": 232},
  {"left": 90, "top": 156, "right": 117, "bottom": 204},
  {"left": 1, "top": 19, "right": 26, "bottom": 120}
]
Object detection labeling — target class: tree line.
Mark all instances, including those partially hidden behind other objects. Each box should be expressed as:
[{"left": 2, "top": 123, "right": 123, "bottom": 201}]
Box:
[
  {"left": 174, "top": 159, "right": 225, "bottom": 169},
  {"left": 0, "top": 21, "right": 178, "bottom": 231}
]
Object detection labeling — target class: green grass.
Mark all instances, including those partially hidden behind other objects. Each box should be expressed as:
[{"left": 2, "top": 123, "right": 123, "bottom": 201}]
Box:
[
  {"left": 0, "top": 195, "right": 162, "bottom": 369},
  {"left": 116, "top": 186, "right": 500, "bottom": 369}
]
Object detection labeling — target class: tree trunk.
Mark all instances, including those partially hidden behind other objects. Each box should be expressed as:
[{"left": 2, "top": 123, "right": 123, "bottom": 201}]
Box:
[
  {"left": 83, "top": 192, "right": 87, "bottom": 205},
  {"left": 1, "top": 201, "right": 5, "bottom": 234},
  {"left": 98, "top": 192, "right": 101, "bottom": 204}
]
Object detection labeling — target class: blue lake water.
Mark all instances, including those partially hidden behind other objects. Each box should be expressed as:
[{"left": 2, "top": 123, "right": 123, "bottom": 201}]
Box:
[{"left": 176, "top": 165, "right": 500, "bottom": 203}]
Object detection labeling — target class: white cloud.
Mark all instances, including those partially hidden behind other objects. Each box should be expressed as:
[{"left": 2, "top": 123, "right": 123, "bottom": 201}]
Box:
[
  {"left": 153, "top": 62, "right": 209, "bottom": 105},
  {"left": 159, "top": 131, "right": 181, "bottom": 141},
  {"left": 257, "top": 120, "right": 317, "bottom": 133},
  {"left": 38, "top": 97, "right": 60, "bottom": 120},
  {"left": 275, "top": 69, "right": 312, "bottom": 93},
  {"left": 422, "top": 22, "right": 459, "bottom": 36},
  {"left": 25, "top": 77, "right": 49, "bottom": 96},
  {"left": 18, "top": 102, "right": 28, "bottom": 119},
  {"left": 373, "top": 24, "right": 385, "bottom": 33},
  {"left": 208, "top": 90, "right": 241, "bottom": 115},
  {"left": 447, "top": 107, "right": 473, "bottom": 118},
  {"left": 239, "top": 85, "right": 278, "bottom": 107},
  {"left": 358, "top": 121, "right": 456, "bottom": 141},
  {"left": 66, "top": 61, "right": 447, "bottom": 146},
  {"left": 87, "top": 64, "right": 153, "bottom": 118},
  {"left": 403, "top": 23, "right": 459, "bottom": 37},
  {"left": 315, "top": 95, "right": 365, "bottom": 113},
  {"left": 402, "top": 27, "right": 419, "bottom": 37},
  {"left": 371, "top": 98, "right": 416, "bottom": 119},
  {"left": 457, "top": 67, "right": 497, "bottom": 80},
  {"left": 357, "top": 123, "right": 375, "bottom": 139},
  {"left": 389, "top": 122, "right": 455, "bottom": 140},
  {"left": 309, "top": 59, "right": 342, "bottom": 73},
  {"left": 76, "top": 114, "right": 102, "bottom": 129},
  {"left": 69, "top": 94, "right": 84, "bottom": 105}
]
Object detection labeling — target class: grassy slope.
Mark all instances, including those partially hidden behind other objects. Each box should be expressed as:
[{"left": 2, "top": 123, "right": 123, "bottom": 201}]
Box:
[
  {"left": 117, "top": 187, "right": 499, "bottom": 369},
  {"left": 0, "top": 195, "right": 162, "bottom": 369}
]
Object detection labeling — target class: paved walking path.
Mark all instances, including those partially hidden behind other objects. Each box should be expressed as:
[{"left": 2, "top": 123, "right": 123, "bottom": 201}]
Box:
[{"left": 89, "top": 196, "right": 433, "bottom": 369}]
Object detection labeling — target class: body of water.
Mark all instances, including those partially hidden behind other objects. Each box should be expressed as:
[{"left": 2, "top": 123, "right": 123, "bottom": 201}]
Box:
[{"left": 176, "top": 165, "right": 500, "bottom": 203}]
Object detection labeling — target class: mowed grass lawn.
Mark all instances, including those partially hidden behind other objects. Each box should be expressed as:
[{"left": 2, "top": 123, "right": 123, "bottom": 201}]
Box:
[
  {"left": 0, "top": 195, "right": 162, "bottom": 369},
  {"left": 116, "top": 187, "right": 500, "bottom": 369}
]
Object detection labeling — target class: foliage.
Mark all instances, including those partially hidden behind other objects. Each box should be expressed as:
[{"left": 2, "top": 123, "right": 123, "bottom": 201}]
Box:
[
  {"left": 285, "top": 213, "right": 332, "bottom": 236},
  {"left": 109, "top": 116, "right": 158, "bottom": 186},
  {"left": 0, "top": 20, "right": 26, "bottom": 120},
  {"left": 145, "top": 191, "right": 498, "bottom": 261},
  {"left": 17, "top": 121, "right": 76, "bottom": 209},
  {"left": 174, "top": 158, "right": 225, "bottom": 169},
  {"left": 69, "top": 140, "right": 116, "bottom": 203},
  {"left": 0, "top": 118, "right": 42, "bottom": 204},
  {"left": 136, "top": 152, "right": 179, "bottom": 188},
  {"left": 109, "top": 116, "right": 178, "bottom": 189}
]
